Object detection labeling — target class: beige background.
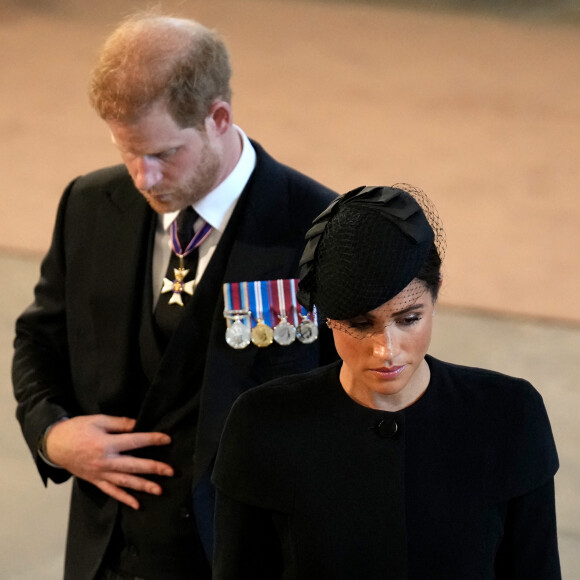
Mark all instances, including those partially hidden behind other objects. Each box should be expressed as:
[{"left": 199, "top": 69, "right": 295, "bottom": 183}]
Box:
[{"left": 1, "top": 0, "right": 579, "bottom": 322}]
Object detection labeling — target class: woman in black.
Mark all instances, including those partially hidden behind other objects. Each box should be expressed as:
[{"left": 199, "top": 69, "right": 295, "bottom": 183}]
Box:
[{"left": 212, "top": 185, "right": 560, "bottom": 579}]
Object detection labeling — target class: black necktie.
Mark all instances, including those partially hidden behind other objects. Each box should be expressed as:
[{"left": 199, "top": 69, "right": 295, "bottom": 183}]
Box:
[{"left": 154, "top": 207, "right": 199, "bottom": 344}]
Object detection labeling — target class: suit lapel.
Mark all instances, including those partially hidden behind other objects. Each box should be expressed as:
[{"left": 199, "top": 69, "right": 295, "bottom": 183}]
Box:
[
  {"left": 138, "top": 218, "right": 164, "bottom": 382},
  {"left": 221, "top": 142, "right": 301, "bottom": 282},
  {"left": 89, "top": 173, "right": 154, "bottom": 415}
]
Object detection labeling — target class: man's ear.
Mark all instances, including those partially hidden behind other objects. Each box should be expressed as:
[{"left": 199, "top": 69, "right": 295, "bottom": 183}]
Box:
[{"left": 206, "top": 100, "right": 232, "bottom": 135}]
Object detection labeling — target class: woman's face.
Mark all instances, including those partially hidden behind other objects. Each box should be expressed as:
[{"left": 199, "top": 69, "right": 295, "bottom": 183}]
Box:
[{"left": 329, "top": 280, "right": 435, "bottom": 411}]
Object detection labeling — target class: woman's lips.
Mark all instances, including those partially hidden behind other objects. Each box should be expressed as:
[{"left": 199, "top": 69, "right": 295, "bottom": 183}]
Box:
[{"left": 369, "top": 365, "right": 406, "bottom": 379}]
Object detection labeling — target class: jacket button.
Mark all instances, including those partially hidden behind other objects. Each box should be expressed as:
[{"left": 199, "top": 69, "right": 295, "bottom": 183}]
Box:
[
  {"left": 179, "top": 507, "right": 192, "bottom": 519},
  {"left": 375, "top": 417, "right": 398, "bottom": 438}
]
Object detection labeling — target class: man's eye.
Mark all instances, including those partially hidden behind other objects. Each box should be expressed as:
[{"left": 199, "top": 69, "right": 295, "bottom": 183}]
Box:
[{"left": 156, "top": 148, "right": 178, "bottom": 160}]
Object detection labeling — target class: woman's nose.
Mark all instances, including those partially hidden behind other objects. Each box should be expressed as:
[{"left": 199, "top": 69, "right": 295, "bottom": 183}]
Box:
[{"left": 372, "top": 325, "right": 397, "bottom": 361}]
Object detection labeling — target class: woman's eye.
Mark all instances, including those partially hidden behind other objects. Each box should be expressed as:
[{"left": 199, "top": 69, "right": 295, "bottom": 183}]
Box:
[
  {"left": 397, "top": 315, "right": 422, "bottom": 327},
  {"left": 347, "top": 319, "right": 374, "bottom": 331}
]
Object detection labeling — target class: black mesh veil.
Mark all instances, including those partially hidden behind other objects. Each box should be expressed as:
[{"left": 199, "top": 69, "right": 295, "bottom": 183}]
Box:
[{"left": 297, "top": 184, "right": 445, "bottom": 321}]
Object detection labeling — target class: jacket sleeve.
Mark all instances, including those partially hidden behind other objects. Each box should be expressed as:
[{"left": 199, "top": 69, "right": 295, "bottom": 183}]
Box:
[
  {"left": 495, "top": 478, "right": 561, "bottom": 579},
  {"left": 12, "top": 182, "right": 78, "bottom": 484}
]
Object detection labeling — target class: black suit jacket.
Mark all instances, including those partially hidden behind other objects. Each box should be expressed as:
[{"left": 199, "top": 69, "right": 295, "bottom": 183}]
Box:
[{"left": 13, "top": 140, "right": 338, "bottom": 579}]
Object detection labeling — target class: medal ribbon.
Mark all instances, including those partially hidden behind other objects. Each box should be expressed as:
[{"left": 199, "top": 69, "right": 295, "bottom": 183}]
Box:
[
  {"left": 268, "top": 279, "right": 300, "bottom": 324},
  {"left": 268, "top": 280, "right": 280, "bottom": 321},
  {"left": 231, "top": 282, "right": 241, "bottom": 311},
  {"left": 223, "top": 282, "right": 251, "bottom": 327},
  {"left": 170, "top": 217, "right": 213, "bottom": 258},
  {"left": 269, "top": 279, "right": 303, "bottom": 323},
  {"left": 248, "top": 281, "right": 273, "bottom": 327},
  {"left": 288, "top": 279, "right": 300, "bottom": 327},
  {"left": 223, "top": 283, "right": 235, "bottom": 329},
  {"left": 240, "top": 282, "right": 250, "bottom": 324},
  {"left": 223, "top": 283, "right": 235, "bottom": 311},
  {"left": 261, "top": 281, "right": 273, "bottom": 326},
  {"left": 277, "top": 279, "right": 288, "bottom": 319}
]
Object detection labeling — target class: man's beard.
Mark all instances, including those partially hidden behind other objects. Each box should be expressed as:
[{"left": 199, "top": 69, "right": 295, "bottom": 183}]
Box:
[{"left": 144, "top": 138, "right": 222, "bottom": 213}]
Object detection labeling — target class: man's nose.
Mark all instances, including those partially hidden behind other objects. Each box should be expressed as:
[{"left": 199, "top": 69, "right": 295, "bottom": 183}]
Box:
[{"left": 130, "top": 156, "right": 163, "bottom": 191}]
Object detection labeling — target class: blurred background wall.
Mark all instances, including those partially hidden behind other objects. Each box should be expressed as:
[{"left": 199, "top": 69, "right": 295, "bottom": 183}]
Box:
[{"left": 2, "top": 0, "right": 579, "bottom": 321}]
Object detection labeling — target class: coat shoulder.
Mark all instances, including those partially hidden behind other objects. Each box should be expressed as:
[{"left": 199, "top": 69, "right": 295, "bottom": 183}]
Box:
[
  {"left": 62, "top": 164, "right": 144, "bottom": 216},
  {"left": 251, "top": 140, "right": 337, "bottom": 212},
  {"left": 426, "top": 355, "right": 559, "bottom": 498}
]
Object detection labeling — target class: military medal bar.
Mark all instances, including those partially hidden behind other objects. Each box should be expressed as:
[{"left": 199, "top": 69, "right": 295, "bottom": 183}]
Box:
[{"left": 223, "top": 279, "right": 318, "bottom": 349}]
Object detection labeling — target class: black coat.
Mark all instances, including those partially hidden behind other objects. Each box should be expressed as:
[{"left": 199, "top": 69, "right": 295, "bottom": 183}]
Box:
[
  {"left": 12, "top": 140, "right": 338, "bottom": 579},
  {"left": 213, "top": 355, "right": 561, "bottom": 579}
]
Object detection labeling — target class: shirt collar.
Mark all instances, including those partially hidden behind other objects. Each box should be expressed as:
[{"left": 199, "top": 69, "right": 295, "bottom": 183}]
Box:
[{"left": 161, "top": 126, "right": 256, "bottom": 232}]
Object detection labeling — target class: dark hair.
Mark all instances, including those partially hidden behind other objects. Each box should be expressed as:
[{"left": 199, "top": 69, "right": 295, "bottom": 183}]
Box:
[{"left": 416, "top": 245, "right": 442, "bottom": 301}]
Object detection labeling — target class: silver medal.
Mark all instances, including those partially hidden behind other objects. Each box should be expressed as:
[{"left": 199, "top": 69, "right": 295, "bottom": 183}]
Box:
[
  {"left": 296, "top": 318, "right": 318, "bottom": 344},
  {"left": 225, "top": 318, "right": 251, "bottom": 350},
  {"left": 273, "top": 317, "right": 296, "bottom": 346}
]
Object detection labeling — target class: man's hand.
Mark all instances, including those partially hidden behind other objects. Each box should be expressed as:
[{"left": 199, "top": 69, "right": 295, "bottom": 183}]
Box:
[{"left": 45, "top": 414, "right": 174, "bottom": 510}]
